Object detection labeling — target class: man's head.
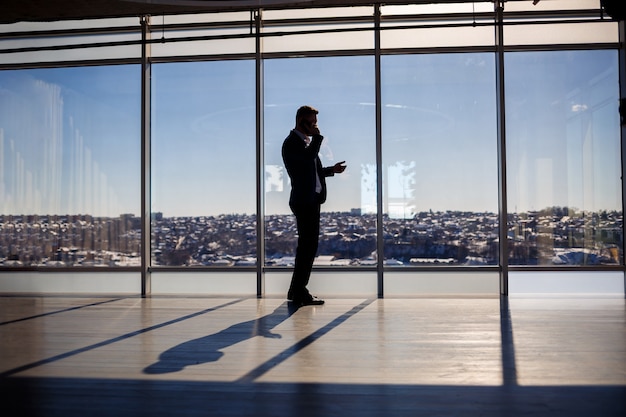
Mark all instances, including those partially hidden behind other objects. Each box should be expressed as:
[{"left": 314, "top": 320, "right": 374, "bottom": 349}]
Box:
[{"left": 295, "top": 105, "right": 319, "bottom": 136}]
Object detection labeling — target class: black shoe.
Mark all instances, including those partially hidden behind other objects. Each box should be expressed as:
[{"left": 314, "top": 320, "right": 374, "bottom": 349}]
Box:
[
  {"left": 299, "top": 296, "right": 325, "bottom": 306},
  {"left": 287, "top": 289, "right": 309, "bottom": 302}
]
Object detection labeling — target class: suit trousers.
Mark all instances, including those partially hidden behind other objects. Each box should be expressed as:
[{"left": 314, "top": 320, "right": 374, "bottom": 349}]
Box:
[{"left": 288, "top": 201, "right": 321, "bottom": 300}]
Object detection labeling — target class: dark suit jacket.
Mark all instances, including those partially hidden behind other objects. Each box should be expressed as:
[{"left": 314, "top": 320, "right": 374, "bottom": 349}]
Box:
[{"left": 282, "top": 130, "right": 334, "bottom": 207}]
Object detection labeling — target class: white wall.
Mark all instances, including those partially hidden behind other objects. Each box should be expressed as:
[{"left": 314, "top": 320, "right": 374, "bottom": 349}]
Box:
[{"left": 0, "top": 272, "right": 141, "bottom": 294}]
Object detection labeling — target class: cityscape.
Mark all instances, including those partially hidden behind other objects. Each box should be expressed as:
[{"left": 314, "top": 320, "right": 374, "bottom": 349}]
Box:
[
  {"left": 1, "top": 54, "right": 622, "bottom": 271},
  {"left": 1, "top": 208, "right": 622, "bottom": 268}
]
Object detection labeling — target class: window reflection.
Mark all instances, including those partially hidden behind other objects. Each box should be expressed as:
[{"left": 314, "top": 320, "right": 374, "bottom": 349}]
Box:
[
  {"left": 506, "top": 50, "right": 623, "bottom": 266},
  {"left": 0, "top": 66, "right": 141, "bottom": 267},
  {"left": 381, "top": 53, "right": 499, "bottom": 266}
]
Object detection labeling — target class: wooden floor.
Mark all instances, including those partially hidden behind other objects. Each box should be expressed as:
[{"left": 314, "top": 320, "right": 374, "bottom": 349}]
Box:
[{"left": 1, "top": 295, "right": 624, "bottom": 416}]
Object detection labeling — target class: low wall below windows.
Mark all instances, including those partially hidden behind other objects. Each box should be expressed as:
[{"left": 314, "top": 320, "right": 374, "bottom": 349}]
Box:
[
  {"left": 0, "top": 272, "right": 141, "bottom": 294},
  {"left": 384, "top": 271, "right": 500, "bottom": 297},
  {"left": 509, "top": 271, "right": 625, "bottom": 295}
]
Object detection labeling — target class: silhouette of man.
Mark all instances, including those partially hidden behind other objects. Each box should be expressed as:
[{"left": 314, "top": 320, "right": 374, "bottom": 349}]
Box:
[{"left": 282, "top": 105, "right": 346, "bottom": 306}]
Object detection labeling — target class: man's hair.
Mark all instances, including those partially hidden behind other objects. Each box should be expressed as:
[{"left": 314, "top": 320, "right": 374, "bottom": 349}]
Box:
[{"left": 295, "top": 105, "right": 318, "bottom": 125}]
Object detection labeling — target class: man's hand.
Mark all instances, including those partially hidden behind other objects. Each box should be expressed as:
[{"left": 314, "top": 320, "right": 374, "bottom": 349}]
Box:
[{"left": 333, "top": 161, "right": 347, "bottom": 174}]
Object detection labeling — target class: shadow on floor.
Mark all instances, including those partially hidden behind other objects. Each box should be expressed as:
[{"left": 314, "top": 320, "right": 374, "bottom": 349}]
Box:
[
  {"left": 144, "top": 301, "right": 298, "bottom": 374},
  {"left": 144, "top": 299, "right": 375, "bottom": 378}
]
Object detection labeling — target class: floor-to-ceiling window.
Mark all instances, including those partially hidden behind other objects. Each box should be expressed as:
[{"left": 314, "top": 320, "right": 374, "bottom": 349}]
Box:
[
  {"left": 501, "top": 0, "right": 623, "bottom": 294},
  {"left": 381, "top": 53, "right": 499, "bottom": 267},
  {"left": 151, "top": 60, "right": 257, "bottom": 267},
  {"left": 0, "top": 65, "right": 141, "bottom": 267},
  {"left": 505, "top": 50, "right": 622, "bottom": 267},
  {"left": 263, "top": 56, "right": 377, "bottom": 268}
]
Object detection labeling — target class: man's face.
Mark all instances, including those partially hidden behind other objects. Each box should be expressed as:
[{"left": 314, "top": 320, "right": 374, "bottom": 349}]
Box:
[{"left": 300, "top": 114, "right": 318, "bottom": 135}]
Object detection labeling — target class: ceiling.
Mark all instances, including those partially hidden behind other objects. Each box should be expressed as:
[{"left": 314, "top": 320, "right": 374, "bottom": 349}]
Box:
[
  {"left": 0, "top": 0, "right": 461, "bottom": 25},
  {"left": 0, "top": 0, "right": 540, "bottom": 24},
  {"left": 1, "top": 1, "right": 620, "bottom": 26}
]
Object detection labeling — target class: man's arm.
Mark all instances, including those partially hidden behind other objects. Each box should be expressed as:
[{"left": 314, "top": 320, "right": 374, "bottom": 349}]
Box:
[
  {"left": 323, "top": 161, "right": 347, "bottom": 177},
  {"left": 283, "top": 133, "right": 324, "bottom": 167}
]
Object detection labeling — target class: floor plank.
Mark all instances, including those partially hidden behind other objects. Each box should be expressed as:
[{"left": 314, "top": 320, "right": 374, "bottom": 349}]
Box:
[{"left": 0, "top": 295, "right": 624, "bottom": 416}]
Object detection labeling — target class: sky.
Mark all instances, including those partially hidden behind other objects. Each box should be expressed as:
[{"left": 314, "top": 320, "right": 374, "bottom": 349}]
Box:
[{"left": 0, "top": 49, "right": 621, "bottom": 218}]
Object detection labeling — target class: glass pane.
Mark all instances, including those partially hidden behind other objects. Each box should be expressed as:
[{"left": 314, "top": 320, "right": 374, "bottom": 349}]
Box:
[
  {"left": 505, "top": 50, "right": 622, "bottom": 266},
  {"left": 381, "top": 2, "right": 494, "bottom": 49},
  {"left": 151, "top": 60, "right": 256, "bottom": 267},
  {"left": 151, "top": 12, "right": 255, "bottom": 57},
  {"left": 502, "top": 0, "right": 618, "bottom": 46},
  {"left": 504, "top": 0, "right": 600, "bottom": 12},
  {"left": 263, "top": 7, "right": 373, "bottom": 20},
  {"left": 504, "top": 22, "right": 618, "bottom": 46},
  {"left": 0, "top": 19, "right": 141, "bottom": 64},
  {"left": 264, "top": 56, "right": 377, "bottom": 267},
  {"left": 0, "top": 17, "right": 139, "bottom": 33},
  {"left": 151, "top": 37, "right": 255, "bottom": 58},
  {"left": 0, "top": 65, "right": 141, "bottom": 267},
  {"left": 381, "top": 2, "right": 493, "bottom": 16},
  {"left": 381, "top": 53, "right": 499, "bottom": 266},
  {"left": 262, "top": 26, "right": 373, "bottom": 53},
  {"left": 262, "top": 7, "right": 374, "bottom": 53},
  {"left": 0, "top": 41, "right": 141, "bottom": 65},
  {"left": 381, "top": 26, "right": 494, "bottom": 49},
  {"left": 158, "top": 12, "right": 251, "bottom": 25}
]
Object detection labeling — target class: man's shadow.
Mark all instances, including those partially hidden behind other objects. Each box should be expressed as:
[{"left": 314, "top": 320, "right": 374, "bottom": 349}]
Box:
[{"left": 144, "top": 301, "right": 298, "bottom": 374}]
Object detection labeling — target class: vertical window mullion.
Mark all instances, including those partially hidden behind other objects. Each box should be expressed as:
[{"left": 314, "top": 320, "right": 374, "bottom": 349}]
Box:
[
  {"left": 256, "top": 9, "right": 265, "bottom": 297},
  {"left": 495, "top": 1, "right": 509, "bottom": 296},
  {"left": 141, "top": 15, "right": 152, "bottom": 297},
  {"left": 375, "top": 4, "right": 384, "bottom": 298}
]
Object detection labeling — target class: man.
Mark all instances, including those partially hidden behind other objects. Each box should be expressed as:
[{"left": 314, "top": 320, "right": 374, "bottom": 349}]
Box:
[{"left": 282, "top": 105, "right": 346, "bottom": 306}]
